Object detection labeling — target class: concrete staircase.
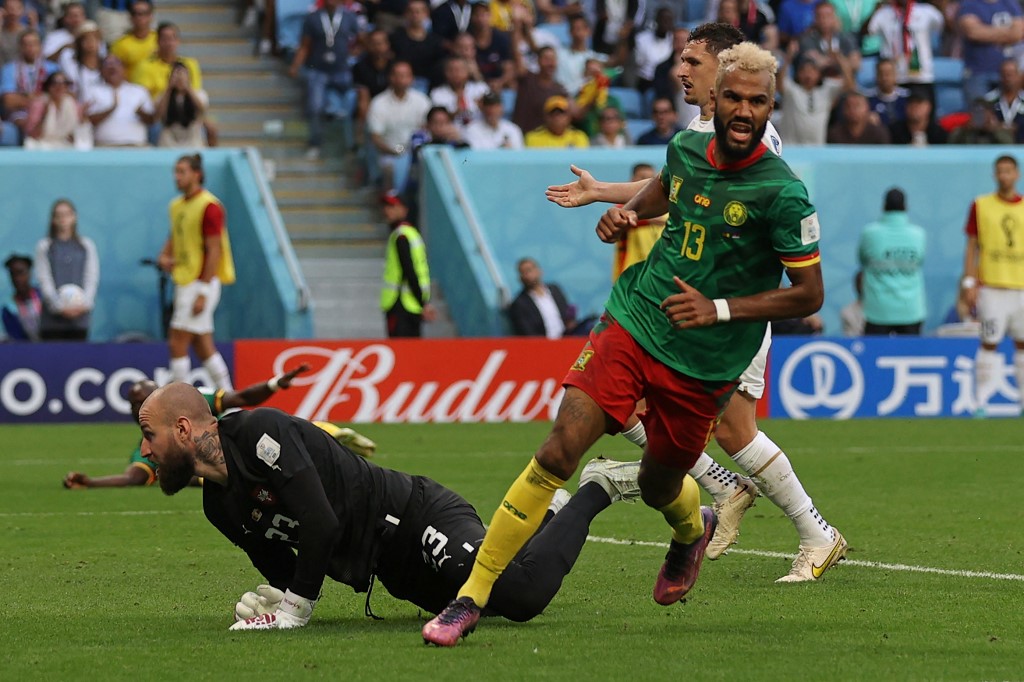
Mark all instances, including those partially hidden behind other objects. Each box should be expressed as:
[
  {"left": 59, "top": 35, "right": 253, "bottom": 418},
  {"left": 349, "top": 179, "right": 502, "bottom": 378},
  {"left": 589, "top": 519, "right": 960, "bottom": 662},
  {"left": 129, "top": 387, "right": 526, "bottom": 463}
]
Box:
[{"left": 156, "top": 0, "right": 404, "bottom": 339}]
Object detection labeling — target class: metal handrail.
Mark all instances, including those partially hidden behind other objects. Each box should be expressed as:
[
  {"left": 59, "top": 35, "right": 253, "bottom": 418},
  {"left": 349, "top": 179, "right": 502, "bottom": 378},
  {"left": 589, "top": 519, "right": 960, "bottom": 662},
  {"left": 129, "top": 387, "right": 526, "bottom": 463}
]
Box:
[
  {"left": 438, "top": 147, "right": 511, "bottom": 308},
  {"left": 244, "top": 147, "right": 311, "bottom": 311}
]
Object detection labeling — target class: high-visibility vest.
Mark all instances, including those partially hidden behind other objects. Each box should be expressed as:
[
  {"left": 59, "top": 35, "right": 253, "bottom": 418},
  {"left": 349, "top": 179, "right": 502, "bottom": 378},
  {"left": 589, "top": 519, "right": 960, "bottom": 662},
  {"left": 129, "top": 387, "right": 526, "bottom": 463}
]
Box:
[
  {"left": 168, "top": 189, "right": 236, "bottom": 286},
  {"left": 380, "top": 223, "right": 430, "bottom": 314},
  {"left": 975, "top": 193, "right": 1024, "bottom": 289}
]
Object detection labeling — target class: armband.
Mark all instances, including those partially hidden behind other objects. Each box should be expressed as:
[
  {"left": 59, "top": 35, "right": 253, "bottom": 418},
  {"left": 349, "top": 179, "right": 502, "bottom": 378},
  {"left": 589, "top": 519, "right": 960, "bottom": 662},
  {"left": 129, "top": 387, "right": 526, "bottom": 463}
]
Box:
[{"left": 712, "top": 298, "right": 731, "bottom": 323}]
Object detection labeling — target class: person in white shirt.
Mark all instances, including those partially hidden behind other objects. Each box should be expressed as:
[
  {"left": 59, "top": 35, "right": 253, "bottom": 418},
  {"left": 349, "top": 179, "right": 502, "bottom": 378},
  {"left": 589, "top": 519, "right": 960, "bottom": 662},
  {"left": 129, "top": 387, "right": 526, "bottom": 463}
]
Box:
[
  {"left": 634, "top": 6, "right": 676, "bottom": 92},
  {"left": 42, "top": 1, "right": 88, "bottom": 62},
  {"left": 463, "top": 90, "right": 524, "bottom": 148},
  {"left": 777, "top": 39, "right": 856, "bottom": 146},
  {"left": 555, "top": 15, "right": 613, "bottom": 96},
  {"left": 429, "top": 56, "right": 490, "bottom": 127},
  {"left": 367, "top": 60, "right": 432, "bottom": 194},
  {"left": 87, "top": 55, "right": 155, "bottom": 147},
  {"left": 866, "top": 0, "right": 944, "bottom": 97}
]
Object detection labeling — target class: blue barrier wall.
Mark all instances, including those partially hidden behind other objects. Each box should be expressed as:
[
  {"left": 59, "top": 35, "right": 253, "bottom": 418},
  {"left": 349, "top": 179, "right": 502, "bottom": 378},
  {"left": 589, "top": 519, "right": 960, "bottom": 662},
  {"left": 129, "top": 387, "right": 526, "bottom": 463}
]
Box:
[
  {"left": 422, "top": 146, "right": 1018, "bottom": 338},
  {"left": 0, "top": 150, "right": 312, "bottom": 342}
]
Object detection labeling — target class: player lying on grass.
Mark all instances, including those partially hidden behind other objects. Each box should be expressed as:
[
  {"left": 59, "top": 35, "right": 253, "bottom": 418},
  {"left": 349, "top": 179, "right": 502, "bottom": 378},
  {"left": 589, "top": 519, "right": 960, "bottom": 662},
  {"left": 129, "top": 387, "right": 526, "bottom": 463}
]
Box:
[
  {"left": 138, "top": 382, "right": 640, "bottom": 630},
  {"left": 63, "top": 366, "right": 377, "bottom": 489}
]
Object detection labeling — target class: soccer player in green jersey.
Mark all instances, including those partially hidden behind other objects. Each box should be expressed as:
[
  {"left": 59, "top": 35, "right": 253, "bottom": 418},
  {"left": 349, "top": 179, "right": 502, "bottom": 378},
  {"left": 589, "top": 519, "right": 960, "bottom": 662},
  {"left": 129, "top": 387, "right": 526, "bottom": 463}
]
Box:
[
  {"left": 63, "top": 365, "right": 377, "bottom": 488},
  {"left": 544, "top": 22, "right": 846, "bottom": 583},
  {"left": 423, "top": 42, "right": 826, "bottom": 647}
]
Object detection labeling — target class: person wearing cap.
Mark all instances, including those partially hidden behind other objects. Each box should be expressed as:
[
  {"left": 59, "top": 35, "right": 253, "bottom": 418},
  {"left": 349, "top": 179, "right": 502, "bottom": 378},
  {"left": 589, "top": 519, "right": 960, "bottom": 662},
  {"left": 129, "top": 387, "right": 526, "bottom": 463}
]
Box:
[
  {"left": 524, "top": 95, "right": 589, "bottom": 148},
  {"left": 464, "top": 90, "right": 524, "bottom": 149},
  {"left": 857, "top": 187, "right": 926, "bottom": 336},
  {"left": 380, "top": 193, "right": 436, "bottom": 337},
  {"left": 2, "top": 254, "right": 42, "bottom": 341}
]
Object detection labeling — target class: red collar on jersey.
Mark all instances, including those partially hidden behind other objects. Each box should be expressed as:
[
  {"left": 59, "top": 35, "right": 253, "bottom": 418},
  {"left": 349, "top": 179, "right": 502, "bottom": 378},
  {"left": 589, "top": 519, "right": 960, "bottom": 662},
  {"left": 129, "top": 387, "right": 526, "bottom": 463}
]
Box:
[{"left": 706, "top": 138, "right": 768, "bottom": 171}]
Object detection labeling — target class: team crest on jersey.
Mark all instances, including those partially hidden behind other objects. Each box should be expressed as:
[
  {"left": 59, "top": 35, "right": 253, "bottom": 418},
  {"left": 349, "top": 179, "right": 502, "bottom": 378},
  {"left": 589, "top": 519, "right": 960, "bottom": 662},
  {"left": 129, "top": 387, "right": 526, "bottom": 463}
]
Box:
[
  {"left": 668, "top": 176, "right": 683, "bottom": 203},
  {"left": 251, "top": 486, "right": 277, "bottom": 505},
  {"left": 251, "top": 508, "right": 263, "bottom": 522},
  {"left": 571, "top": 349, "right": 594, "bottom": 372},
  {"left": 723, "top": 201, "right": 748, "bottom": 227}
]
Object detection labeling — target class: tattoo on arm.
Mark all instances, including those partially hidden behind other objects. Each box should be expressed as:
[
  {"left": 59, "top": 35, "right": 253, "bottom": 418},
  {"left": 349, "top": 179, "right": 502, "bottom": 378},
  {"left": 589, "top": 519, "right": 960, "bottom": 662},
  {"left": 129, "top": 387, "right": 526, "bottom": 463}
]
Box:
[{"left": 194, "top": 431, "right": 225, "bottom": 466}]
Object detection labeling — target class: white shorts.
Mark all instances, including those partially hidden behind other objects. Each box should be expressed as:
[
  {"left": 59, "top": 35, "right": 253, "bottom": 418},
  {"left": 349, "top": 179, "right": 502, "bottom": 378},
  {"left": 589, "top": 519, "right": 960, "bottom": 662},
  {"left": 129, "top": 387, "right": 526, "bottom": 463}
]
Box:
[
  {"left": 977, "top": 286, "right": 1024, "bottom": 345},
  {"left": 170, "top": 278, "right": 221, "bottom": 335},
  {"left": 736, "top": 326, "right": 772, "bottom": 400}
]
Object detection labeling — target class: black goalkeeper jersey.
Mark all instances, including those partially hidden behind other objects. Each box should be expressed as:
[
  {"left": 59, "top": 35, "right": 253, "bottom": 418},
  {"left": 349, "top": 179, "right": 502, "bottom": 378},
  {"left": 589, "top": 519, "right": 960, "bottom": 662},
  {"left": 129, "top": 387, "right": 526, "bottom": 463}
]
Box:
[{"left": 203, "top": 408, "right": 414, "bottom": 600}]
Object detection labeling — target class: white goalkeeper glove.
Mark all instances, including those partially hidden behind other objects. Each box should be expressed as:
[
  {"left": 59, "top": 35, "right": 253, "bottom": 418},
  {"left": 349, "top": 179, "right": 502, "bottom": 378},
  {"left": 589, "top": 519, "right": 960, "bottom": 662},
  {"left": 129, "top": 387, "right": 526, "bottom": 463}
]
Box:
[
  {"left": 229, "top": 589, "right": 315, "bottom": 631},
  {"left": 234, "top": 584, "right": 285, "bottom": 622}
]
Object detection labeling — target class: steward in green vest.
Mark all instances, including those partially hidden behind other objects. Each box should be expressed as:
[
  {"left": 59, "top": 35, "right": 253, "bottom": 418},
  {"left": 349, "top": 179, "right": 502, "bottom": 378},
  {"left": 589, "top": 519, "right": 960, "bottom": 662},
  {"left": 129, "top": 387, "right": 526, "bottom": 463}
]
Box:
[{"left": 380, "top": 194, "right": 434, "bottom": 337}]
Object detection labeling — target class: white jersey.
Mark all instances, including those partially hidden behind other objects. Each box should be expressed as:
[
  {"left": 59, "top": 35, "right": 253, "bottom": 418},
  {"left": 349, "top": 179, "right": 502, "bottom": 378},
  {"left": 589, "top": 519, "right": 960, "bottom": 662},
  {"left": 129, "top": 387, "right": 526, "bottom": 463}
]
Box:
[{"left": 686, "top": 116, "right": 783, "bottom": 157}]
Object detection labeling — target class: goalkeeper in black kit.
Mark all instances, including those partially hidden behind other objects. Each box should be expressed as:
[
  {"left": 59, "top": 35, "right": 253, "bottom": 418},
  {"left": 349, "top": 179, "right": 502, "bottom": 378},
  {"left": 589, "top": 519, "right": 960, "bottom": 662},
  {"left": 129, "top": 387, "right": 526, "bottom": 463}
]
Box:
[{"left": 138, "top": 383, "right": 640, "bottom": 630}]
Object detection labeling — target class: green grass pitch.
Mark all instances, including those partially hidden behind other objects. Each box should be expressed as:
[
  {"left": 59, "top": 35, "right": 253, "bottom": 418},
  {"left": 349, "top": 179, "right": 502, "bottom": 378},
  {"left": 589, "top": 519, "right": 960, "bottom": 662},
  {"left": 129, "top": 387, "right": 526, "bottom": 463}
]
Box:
[{"left": 4, "top": 419, "right": 1023, "bottom": 680}]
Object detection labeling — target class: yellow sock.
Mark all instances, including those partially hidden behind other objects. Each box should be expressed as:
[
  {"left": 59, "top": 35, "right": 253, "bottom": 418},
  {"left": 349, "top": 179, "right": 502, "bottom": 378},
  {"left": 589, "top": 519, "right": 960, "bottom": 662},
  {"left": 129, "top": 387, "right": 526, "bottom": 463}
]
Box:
[
  {"left": 458, "top": 458, "right": 566, "bottom": 607},
  {"left": 658, "top": 475, "right": 704, "bottom": 544}
]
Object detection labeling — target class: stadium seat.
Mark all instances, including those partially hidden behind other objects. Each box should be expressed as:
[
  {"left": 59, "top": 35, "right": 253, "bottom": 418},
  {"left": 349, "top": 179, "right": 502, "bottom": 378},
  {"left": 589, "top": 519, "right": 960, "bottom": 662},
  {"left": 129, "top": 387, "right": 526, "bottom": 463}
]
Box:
[
  {"left": 501, "top": 88, "right": 516, "bottom": 119},
  {"left": 610, "top": 86, "right": 645, "bottom": 119},
  {"left": 413, "top": 77, "right": 430, "bottom": 94},
  {"left": 857, "top": 56, "right": 878, "bottom": 90},
  {"left": 275, "top": 0, "right": 310, "bottom": 52},
  {"left": 685, "top": 0, "right": 708, "bottom": 22},
  {"left": 936, "top": 85, "right": 966, "bottom": 118},
  {"left": 933, "top": 57, "right": 964, "bottom": 85},
  {"left": 541, "top": 21, "right": 571, "bottom": 47},
  {"left": 625, "top": 118, "right": 650, "bottom": 143}
]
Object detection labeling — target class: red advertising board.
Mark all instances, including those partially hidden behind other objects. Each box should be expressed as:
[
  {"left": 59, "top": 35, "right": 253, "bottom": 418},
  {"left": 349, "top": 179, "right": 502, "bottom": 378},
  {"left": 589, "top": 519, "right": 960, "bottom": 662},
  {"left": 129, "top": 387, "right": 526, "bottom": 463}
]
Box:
[{"left": 234, "top": 339, "right": 585, "bottom": 423}]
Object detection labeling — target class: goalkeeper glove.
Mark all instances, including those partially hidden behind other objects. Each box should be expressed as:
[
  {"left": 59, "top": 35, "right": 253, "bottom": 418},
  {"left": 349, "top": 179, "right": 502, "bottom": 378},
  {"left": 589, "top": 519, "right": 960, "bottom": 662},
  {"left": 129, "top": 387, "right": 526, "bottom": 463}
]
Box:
[
  {"left": 229, "top": 590, "right": 315, "bottom": 631},
  {"left": 234, "top": 584, "right": 285, "bottom": 622}
]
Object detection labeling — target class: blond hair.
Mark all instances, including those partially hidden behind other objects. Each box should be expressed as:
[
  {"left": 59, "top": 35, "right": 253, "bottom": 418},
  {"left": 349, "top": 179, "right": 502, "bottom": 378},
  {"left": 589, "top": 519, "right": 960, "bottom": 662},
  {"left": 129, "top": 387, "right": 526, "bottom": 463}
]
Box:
[{"left": 715, "top": 42, "right": 778, "bottom": 99}]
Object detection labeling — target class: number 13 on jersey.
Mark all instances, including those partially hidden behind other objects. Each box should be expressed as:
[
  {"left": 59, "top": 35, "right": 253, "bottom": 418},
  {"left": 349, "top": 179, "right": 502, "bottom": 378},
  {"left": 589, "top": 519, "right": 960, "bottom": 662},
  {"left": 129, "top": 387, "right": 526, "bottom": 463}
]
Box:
[{"left": 680, "top": 221, "right": 706, "bottom": 261}]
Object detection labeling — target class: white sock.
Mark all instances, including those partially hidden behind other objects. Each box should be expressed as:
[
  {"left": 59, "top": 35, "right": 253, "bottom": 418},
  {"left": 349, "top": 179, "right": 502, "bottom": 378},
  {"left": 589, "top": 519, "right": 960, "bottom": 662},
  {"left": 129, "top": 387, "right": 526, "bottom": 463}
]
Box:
[
  {"left": 975, "top": 348, "right": 1000, "bottom": 411},
  {"left": 169, "top": 356, "right": 191, "bottom": 384},
  {"left": 731, "top": 431, "right": 833, "bottom": 547},
  {"left": 620, "top": 420, "right": 647, "bottom": 449},
  {"left": 203, "top": 352, "right": 234, "bottom": 391},
  {"left": 688, "top": 452, "right": 740, "bottom": 505},
  {"left": 1015, "top": 352, "right": 1024, "bottom": 413}
]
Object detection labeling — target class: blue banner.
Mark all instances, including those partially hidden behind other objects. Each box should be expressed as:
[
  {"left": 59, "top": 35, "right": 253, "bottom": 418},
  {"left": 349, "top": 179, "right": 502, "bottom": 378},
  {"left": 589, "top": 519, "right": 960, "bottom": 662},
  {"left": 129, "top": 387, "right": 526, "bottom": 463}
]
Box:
[
  {"left": 0, "top": 343, "right": 233, "bottom": 423},
  {"left": 768, "top": 336, "right": 1020, "bottom": 419}
]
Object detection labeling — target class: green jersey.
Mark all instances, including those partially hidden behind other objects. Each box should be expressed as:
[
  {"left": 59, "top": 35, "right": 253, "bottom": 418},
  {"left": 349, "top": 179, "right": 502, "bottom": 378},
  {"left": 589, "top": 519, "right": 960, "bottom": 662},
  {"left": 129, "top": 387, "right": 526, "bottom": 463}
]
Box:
[
  {"left": 128, "top": 387, "right": 226, "bottom": 482},
  {"left": 606, "top": 132, "right": 821, "bottom": 381}
]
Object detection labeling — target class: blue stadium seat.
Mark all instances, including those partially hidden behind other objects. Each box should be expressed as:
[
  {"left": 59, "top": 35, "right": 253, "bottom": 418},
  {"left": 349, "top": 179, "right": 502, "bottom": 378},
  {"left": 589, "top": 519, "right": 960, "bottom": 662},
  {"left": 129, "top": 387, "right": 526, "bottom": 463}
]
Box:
[
  {"left": 413, "top": 77, "right": 431, "bottom": 94},
  {"left": 933, "top": 58, "right": 964, "bottom": 85},
  {"left": 857, "top": 56, "right": 878, "bottom": 90},
  {"left": 275, "top": 0, "right": 311, "bottom": 52},
  {"left": 541, "top": 20, "right": 572, "bottom": 47},
  {"left": 610, "top": 86, "right": 645, "bottom": 118},
  {"left": 936, "top": 85, "right": 966, "bottom": 117},
  {"left": 501, "top": 88, "right": 516, "bottom": 119},
  {"left": 685, "top": 0, "right": 708, "bottom": 22},
  {"left": 625, "top": 118, "right": 651, "bottom": 143}
]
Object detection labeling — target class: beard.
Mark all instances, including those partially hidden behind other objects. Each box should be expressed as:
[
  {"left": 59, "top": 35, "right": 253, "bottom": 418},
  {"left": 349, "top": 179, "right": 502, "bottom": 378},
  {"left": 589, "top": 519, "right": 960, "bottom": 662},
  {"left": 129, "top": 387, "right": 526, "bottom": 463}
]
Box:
[
  {"left": 157, "top": 445, "right": 196, "bottom": 495},
  {"left": 713, "top": 113, "right": 768, "bottom": 161}
]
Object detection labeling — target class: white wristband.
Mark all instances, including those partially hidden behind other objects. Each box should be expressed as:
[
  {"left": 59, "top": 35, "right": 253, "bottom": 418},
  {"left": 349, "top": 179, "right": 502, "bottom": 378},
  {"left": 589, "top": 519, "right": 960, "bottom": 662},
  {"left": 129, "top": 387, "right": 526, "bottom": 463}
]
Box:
[
  {"left": 712, "top": 298, "right": 731, "bottom": 323},
  {"left": 961, "top": 276, "right": 977, "bottom": 290},
  {"left": 266, "top": 375, "right": 283, "bottom": 392}
]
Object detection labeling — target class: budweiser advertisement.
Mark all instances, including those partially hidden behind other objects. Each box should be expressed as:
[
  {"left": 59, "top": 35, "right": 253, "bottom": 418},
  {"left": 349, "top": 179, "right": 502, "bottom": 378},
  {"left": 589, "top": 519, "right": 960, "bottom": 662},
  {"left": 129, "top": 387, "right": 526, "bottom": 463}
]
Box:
[{"left": 233, "top": 339, "right": 586, "bottom": 423}]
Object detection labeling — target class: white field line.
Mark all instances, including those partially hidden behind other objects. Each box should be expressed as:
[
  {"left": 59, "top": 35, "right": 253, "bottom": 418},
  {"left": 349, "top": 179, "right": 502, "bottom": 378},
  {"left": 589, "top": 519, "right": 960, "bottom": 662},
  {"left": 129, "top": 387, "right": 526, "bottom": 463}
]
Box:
[
  {"left": 586, "top": 535, "right": 1024, "bottom": 582},
  {"left": 0, "top": 509, "right": 202, "bottom": 518}
]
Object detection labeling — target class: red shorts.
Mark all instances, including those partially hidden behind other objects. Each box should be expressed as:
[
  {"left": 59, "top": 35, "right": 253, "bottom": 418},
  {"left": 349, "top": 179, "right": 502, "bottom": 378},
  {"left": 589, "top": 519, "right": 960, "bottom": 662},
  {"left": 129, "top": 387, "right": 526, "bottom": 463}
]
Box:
[{"left": 563, "top": 315, "right": 737, "bottom": 470}]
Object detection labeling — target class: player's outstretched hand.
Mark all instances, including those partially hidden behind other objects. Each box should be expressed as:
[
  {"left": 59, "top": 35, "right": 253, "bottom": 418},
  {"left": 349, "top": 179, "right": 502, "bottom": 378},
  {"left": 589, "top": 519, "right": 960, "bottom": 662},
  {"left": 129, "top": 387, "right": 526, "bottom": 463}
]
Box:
[
  {"left": 63, "top": 471, "right": 90, "bottom": 489},
  {"left": 229, "top": 590, "right": 314, "bottom": 631},
  {"left": 234, "top": 584, "right": 285, "bottom": 621},
  {"left": 596, "top": 206, "right": 637, "bottom": 243},
  {"left": 276, "top": 364, "right": 311, "bottom": 390},
  {"left": 661, "top": 277, "right": 717, "bottom": 329},
  {"left": 546, "top": 165, "right": 599, "bottom": 208}
]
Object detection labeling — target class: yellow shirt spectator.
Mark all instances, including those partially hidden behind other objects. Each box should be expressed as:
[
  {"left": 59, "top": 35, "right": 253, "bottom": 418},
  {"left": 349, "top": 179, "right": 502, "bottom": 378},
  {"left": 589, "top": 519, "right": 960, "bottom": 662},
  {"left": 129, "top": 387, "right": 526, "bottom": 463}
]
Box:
[
  {"left": 132, "top": 55, "right": 202, "bottom": 100},
  {"left": 490, "top": 0, "right": 534, "bottom": 31},
  {"left": 111, "top": 31, "right": 157, "bottom": 75},
  {"left": 524, "top": 126, "right": 590, "bottom": 148}
]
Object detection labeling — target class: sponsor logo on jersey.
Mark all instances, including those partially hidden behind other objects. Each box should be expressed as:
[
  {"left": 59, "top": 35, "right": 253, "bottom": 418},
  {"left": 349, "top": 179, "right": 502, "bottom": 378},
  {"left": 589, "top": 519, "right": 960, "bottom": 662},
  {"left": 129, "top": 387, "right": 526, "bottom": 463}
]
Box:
[
  {"left": 256, "top": 433, "right": 282, "bottom": 470},
  {"left": 693, "top": 193, "right": 711, "bottom": 208},
  {"left": 723, "top": 201, "right": 748, "bottom": 227},
  {"left": 668, "top": 176, "right": 683, "bottom": 203},
  {"left": 570, "top": 349, "right": 594, "bottom": 372}
]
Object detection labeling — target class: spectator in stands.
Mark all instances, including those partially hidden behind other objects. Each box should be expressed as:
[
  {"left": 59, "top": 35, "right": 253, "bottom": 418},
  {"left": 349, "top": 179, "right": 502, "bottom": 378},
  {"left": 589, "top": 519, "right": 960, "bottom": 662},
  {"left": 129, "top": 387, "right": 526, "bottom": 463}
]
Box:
[
  {"left": 371, "top": 0, "right": 408, "bottom": 34},
  {"left": 353, "top": 28, "right": 393, "bottom": 146},
  {"left": 592, "top": 0, "right": 641, "bottom": 57},
  {"left": 636, "top": 96, "right": 682, "bottom": 145},
  {"left": 573, "top": 56, "right": 620, "bottom": 135},
  {"left": 286, "top": 0, "right": 360, "bottom": 160},
  {"left": 840, "top": 271, "right": 866, "bottom": 336},
  {"left": 508, "top": 257, "right": 592, "bottom": 338},
  {"left": 471, "top": 2, "right": 514, "bottom": 91},
  {"left": 525, "top": 94, "right": 588, "bottom": 146},
  {"left": 511, "top": 44, "right": 568, "bottom": 134},
  {"left": 654, "top": 26, "right": 700, "bottom": 126},
  {"left": 828, "top": 91, "right": 891, "bottom": 142},
  {"left": 42, "top": 1, "right": 88, "bottom": 62},
  {"left": 634, "top": 6, "right": 675, "bottom": 93},
  {"left": 858, "top": 187, "right": 926, "bottom": 335},
  {"left": 865, "top": 0, "right": 945, "bottom": 103},
  {"left": 34, "top": 199, "right": 99, "bottom": 341},
  {"left": 714, "top": 0, "right": 778, "bottom": 50},
  {"left": 452, "top": 31, "right": 486, "bottom": 82},
  {"left": 155, "top": 61, "right": 206, "bottom": 147},
  {"left": 381, "top": 193, "right": 435, "bottom": 338},
  {"left": 2, "top": 254, "right": 41, "bottom": 341},
  {"left": 985, "top": 58, "right": 1024, "bottom": 141},
  {"left": 949, "top": 96, "right": 1015, "bottom": 143},
  {"left": 534, "top": 0, "right": 583, "bottom": 25},
  {"left": 96, "top": 0, "right": 134, "bottom": 46},
  {"left": 367, "top": 60, "right": 431, "bottom": 194},
  {"left": 430, "top": 56, "right": 490, "bottom": 127},
  {"left": 777, "top": 40, "right": 856, "bottom": 145},
  {"left": 957, "top": 0, "right": 1024, "bottom": 105},
  {"left": 87, "top": 55, "right": 154, "bottom": 147},
  {"left": 556, "top": 15, "right": 611, "bottom": 98},
  {"left": 590, "top": 104, "right": 629, "bottom": 146},
  {"left": 0, "top": 0, "right": 38, "bottom": 66},
  {"left": 61, "top": 21, "right": 105, "bottom": 105},
  {"left": 889, "top": 91, "right": 948, "bottom": 144},
  {"left": 0, "top": 29, "right": 59, "bottom": 146},
  {"left": 432, "top": 0, "right": 475, "bottom": 48},
  {"left": 777, "top": 0, "right": 818, "bottom": 46},
  {"left": 463, "top": 89, "right": 524, "bottom": 148},
  {"left": 831, "top": 0, "right": 880, "bottom": 39},
  {"left": 110, "top": 0, "right": 156, "bottom": 77},
  {"left": 491, "top": 0, "right": 535, "bottom": 33},
  {"left": 797, "top": 0, "right": 862, "bottom": 78},
  {"left": 389, "top": 0, "right": 446, "bottom": 87},
  {"left": 611, "top": 163, "right": 666, "bottom": 282},
  {"left": 867, "top": 57, "right": 910, "bottom": 126},
  {"left": 23, "top": 71, "right": 84, "bottom": 148}
]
